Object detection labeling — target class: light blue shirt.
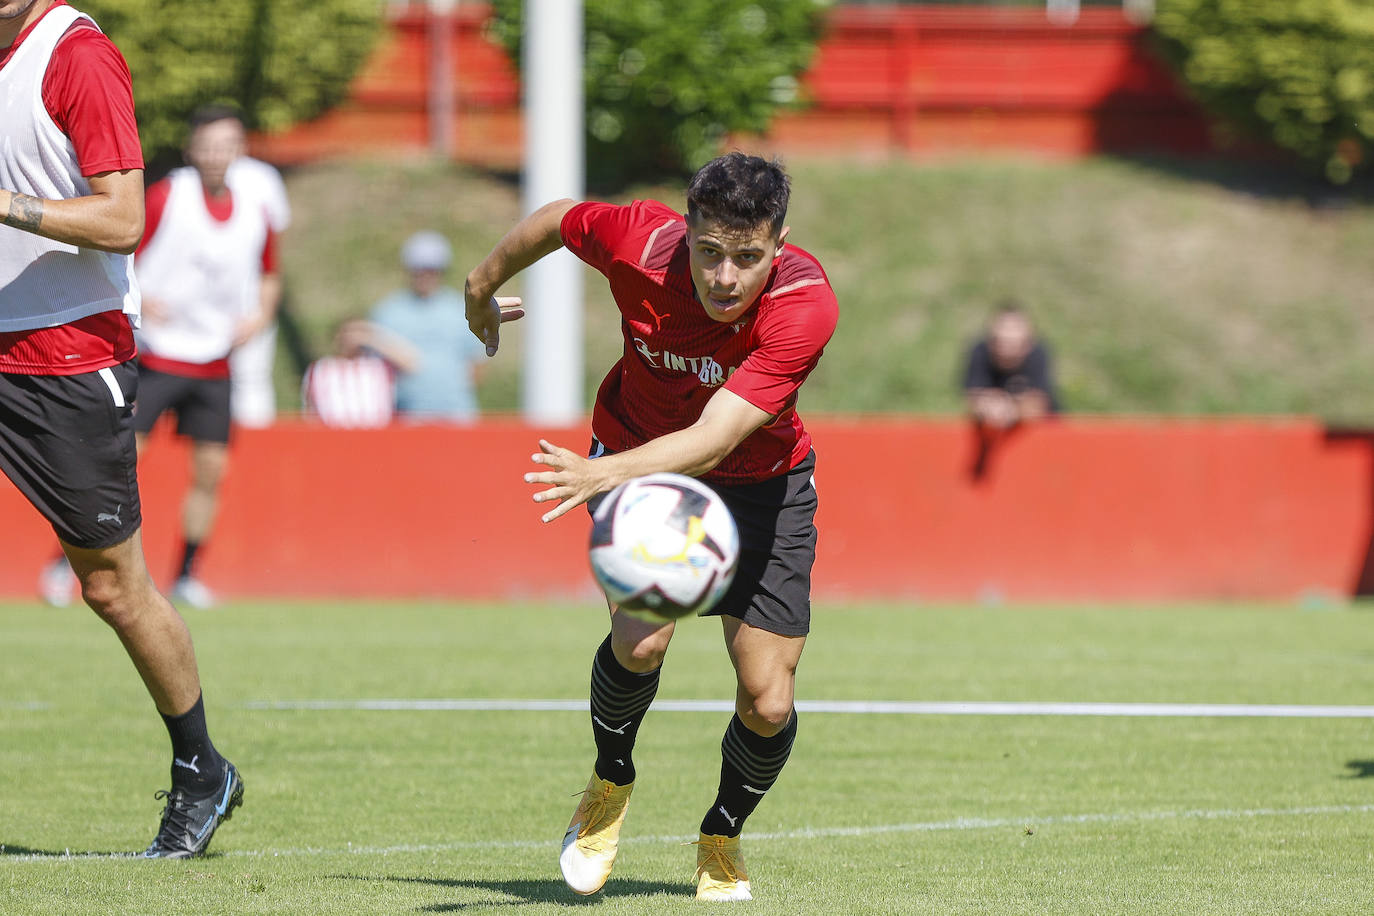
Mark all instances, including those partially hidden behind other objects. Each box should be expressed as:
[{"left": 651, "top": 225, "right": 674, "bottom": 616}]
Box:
[{"left": 370, "top": 286, "right": 486, "bottom": 421}]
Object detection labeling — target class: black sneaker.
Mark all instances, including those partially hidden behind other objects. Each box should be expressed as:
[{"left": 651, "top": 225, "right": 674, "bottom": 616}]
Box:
[{"left": 142, "top": 759, "right": 244, "bottom": 858}]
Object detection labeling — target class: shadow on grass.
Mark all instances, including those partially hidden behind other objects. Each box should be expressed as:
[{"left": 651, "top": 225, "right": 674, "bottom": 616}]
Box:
[
  {"left": 334, "top": 873, "right": 690, "bottom": 910},
  {"left": 0, "top": 843, "right": 130, "bottom": 858},
  {"left": 0, "top": 843, "right": 243, "bottom": 861},
  {"left": 1099, "top": 150, "right": 1374, "bottom": 208},
  {"left": 1343, "top": 759, "right": 1374, "bottom": 779}
]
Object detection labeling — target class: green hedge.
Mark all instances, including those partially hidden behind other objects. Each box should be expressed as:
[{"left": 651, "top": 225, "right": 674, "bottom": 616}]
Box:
[
  {"left": 1153, "top": 0, "right": 1374, "bottom": 183},
  {"left": 487, "top": 0, "right": 831, "bottom": 185},
  {"left": 81, "top": 0, "right": 381, "bottom": 166}
]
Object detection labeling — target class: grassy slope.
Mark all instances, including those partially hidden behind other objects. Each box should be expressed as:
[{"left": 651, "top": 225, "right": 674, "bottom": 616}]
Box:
[
  {"left": 275, "top": 155, "right": 1374, "bottom": 423},
  {"left": 3, "top": 600, "right": 1373, "bottom": 915}
]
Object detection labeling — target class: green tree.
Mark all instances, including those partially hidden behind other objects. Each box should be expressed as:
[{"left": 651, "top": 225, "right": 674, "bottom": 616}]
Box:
[
  {"left": 488, "top": 0, "right": 832, "bottom": 185},
  {"left": 1153, "top": 0, "right": 1374, "bottom": 183},
  {"left": 81, "top": 0, "right": 382, "bottom": 166}
]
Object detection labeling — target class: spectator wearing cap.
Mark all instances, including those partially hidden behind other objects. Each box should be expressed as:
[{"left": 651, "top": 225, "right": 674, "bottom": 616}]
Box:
[{"left": 369, "top": 231, "right": 489, "bottom": 422}]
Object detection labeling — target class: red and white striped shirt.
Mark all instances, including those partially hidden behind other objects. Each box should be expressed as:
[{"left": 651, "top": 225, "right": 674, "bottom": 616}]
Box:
[{"left": 301, "top": 354, "right": 397, "bottom": 428}]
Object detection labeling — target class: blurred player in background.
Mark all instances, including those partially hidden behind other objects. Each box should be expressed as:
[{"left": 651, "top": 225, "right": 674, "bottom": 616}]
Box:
[
  {"left": 0, "top": 0, "right": 241, "bottom": 857},
  {"left": 465, "top": 152, "right": 838, "bottom": 901},
  {"left": 133, "top": 104, "right": 282, "bottom": 610}
]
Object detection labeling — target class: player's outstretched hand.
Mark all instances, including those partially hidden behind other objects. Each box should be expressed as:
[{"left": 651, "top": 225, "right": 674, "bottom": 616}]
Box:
[
  {"left": 524, "top": 438, "right": 612, "bottom": 524},
  {"left": 464, "top": 285, "right": 524, "bottom": 357}
]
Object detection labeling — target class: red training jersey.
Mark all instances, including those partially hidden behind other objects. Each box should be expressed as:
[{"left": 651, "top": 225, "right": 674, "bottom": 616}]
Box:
[
  {"left": 562, "top": 200, "right": 838, "bottom": 485},
  {"left": 0, "top": 1, "right": 143, "bottom": 375}
]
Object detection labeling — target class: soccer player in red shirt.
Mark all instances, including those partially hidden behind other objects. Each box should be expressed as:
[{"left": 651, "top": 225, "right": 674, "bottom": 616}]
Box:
[
  {"left": 465, "top": 152, "right": 838, "bottom": 901},
  {"left": 0, "top": 0, "right": 242, "bottom": 857}
]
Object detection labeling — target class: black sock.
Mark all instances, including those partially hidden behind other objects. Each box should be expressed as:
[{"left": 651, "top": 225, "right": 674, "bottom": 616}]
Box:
[
  {"left": 700, "top": 711, "right": 798, "bottom": 837},
  {"left": 589, "top": 634, "right": 659, "bottom": 786},
  {"left": 161, "top": 694, "right": 225, "bottom": 794},
  {"left": 177, "top": 541, "right": 201, "bottom": 580}
]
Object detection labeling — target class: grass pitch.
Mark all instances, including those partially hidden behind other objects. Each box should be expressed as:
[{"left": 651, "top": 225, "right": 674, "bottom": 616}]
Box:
[{"left": 2, "top": 600, "right": 1372, "bottom": 914}]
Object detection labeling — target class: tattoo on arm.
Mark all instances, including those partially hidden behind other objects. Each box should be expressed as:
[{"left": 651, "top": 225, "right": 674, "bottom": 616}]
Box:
[{"left": 5, "top": 194, "right": 44, "bottom": 233}]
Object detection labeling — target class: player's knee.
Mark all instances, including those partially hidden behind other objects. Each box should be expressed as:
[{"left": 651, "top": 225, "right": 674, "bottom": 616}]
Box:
[
  {"left": 190, "top": 449, "right": 229, "bottom": 491},
  {"left": 610, "top": 615, "right": 672, "bottom": 672},
  {"left": 189, "top": 468, "right": 225, "bottom": 496},
  {"left": 614, "top": 638, "right": 666, "bottom": 673},
  {"left": 80, "top": 576, "right": 133, "bottom": 627},
  {"left": 79, "top": 573, "right": 153, "bottom": 630},
  {"left": 738, "top": 694, "right": 793, "bottom": 736}
]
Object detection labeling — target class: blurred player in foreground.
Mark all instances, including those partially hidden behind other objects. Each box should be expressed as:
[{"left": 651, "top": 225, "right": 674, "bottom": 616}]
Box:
[
  {"left": 0, "top": 0, "right": 241, "bottom": 857},
  {"left": 465, "top": 152, "right": 838, "bottom": 901}
]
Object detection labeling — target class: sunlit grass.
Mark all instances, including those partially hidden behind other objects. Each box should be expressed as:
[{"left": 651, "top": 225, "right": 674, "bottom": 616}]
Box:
[{"left": 3, "top": 600, "right": 1372, "bottom": 914}]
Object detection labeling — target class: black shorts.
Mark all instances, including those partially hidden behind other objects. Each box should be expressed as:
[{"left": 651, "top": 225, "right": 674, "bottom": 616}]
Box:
[
  {"left": 0, "top": 362, "right": 143, "bottom": 549},
  {"left": 133, "top": 366, "right": 232, "bottom": 444},
  {"left": 587, "top": 442, "right": 818, "bottom": 637}
]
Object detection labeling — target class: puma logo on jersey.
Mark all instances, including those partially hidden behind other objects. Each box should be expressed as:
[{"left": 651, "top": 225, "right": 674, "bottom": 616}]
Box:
[
  {"left": 96, "top": 505, "right": 123, "bottom": 526},
  {"left": 642, "top": 299, "right": 669, "bottom": 330}
]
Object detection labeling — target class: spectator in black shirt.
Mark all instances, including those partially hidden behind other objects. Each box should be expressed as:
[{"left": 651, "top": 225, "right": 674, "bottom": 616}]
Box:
[{"left": 962, "top": 301, "right": 1060, "bottom": 430}]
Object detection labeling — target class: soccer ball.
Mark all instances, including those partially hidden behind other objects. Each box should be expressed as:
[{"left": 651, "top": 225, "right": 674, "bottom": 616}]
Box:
[{"left": 589, "top": 473, "right": 740, "bottom": 622}]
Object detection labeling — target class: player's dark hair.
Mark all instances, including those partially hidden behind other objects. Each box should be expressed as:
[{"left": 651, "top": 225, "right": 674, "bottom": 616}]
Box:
[
  {"left": 686, "top": 152, "right": 790, "bottom": 238},
  {"left": 994, "top": 297, "right": 1028, "bottom": 318},
  {"left": 187, "top": 103, "right": 246, "bottom": 133}
]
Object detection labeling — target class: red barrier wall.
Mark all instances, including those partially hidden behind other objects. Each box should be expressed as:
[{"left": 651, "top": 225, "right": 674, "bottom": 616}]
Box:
[
  {"left": 5, "top": 418, "right": 1371, "bottom": 603},
  {"left": 764, "top": 5, "right": 1215, "bottom": 158},
  {"left": 251, "top": 4, "right": 1220, "bottom": 166}
]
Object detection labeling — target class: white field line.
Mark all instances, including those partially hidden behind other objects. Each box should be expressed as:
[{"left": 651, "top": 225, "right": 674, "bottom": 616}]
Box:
[
  {"left": 13, "top": 699, "right": 1372, "bottom": 717},
  {"left": 243, "top": 698, "right": 1374, "bottom": 718},
  {"left": 7, "top": 803, "right": 1374, "bottom": 863}
]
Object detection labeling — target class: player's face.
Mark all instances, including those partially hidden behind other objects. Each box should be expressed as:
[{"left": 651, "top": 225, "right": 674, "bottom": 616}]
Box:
[
  {"left": 989, "top": 314, "right": 1034, "bottom": 370},
  {"left": 185, "top": 118, "right": 246, "bottom": 195},
  {"left": 686, "top": 216, "right": 789, "bottom": 324},
  {"left": 0, "top": 0, "right": 41, "bottom": 18},
  {"left": 0, "top": 0, "right": 47, "bottom": 42},
  {"left": 410, "top": 268, "right": 443, "bottom": 298}
]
